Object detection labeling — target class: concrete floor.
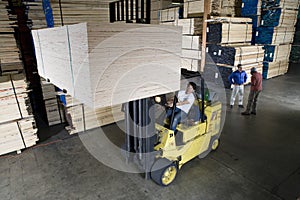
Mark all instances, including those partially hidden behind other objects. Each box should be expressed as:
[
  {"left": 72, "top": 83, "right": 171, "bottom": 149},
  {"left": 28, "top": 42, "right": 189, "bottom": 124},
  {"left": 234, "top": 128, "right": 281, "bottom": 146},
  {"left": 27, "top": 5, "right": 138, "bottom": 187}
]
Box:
[{"left": 0, "top": 64, "right": 300, "bottom": 200}]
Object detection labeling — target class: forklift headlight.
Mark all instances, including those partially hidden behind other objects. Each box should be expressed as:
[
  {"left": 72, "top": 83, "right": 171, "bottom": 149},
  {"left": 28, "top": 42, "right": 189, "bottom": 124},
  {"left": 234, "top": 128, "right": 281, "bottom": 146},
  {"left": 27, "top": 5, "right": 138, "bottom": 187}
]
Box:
[{"left": 154, "top": 96, "right": 161, "bottom": 103}]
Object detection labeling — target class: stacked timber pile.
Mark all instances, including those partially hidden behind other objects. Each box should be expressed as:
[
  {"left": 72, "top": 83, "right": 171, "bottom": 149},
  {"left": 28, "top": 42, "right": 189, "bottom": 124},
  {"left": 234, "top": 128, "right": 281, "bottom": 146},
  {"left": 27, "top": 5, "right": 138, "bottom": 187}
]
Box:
[
  {"left": 65, "top": 95, "right": 124, "bottom": 135},
  {"left": 24, "top": 0, "right": 48, "bottom": 29},
  {"left": 251, "top": 0, "right": 300, "bottom": 79},
  {"left": 207, "top": 17, "right": 252, "bottom": 44},
  {"left": 290, "top": 9, "right": 300, "bottom": 63},
  {"left": 0, "top": 74, "right": 38, "bottom": 155},
  {"left": 206, "top": 17, "right": 263, "bottom": 88},
  {"left": 0, "top": 1, "right": 23, "bottom": 74},
  {"left": 50, "top": 0, "right": 114, "bottom": 26},
  {"left": 41, "top": 80, "right": 64, "bottom": 126},
  {"left": 211, "top": 0, "right": 243, "bottom": 17},
  {"left": 159, "top": 4, "right": 202, "bottom": 71},
  {"left": 183, "top": 0, "right": 204, "bottom": 18}
]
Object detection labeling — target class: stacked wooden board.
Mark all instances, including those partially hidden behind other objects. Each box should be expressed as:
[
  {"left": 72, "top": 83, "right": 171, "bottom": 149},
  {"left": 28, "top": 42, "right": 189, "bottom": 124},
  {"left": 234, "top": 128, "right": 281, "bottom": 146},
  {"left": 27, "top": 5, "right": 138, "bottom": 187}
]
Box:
[
  {"left": 207, "top": 44, "right": 264, "bottom": 66},
  {"left": 41, "top": 80, "right": 64, "bottom": 126},
  {"left": 252, "top": 0, "right": 300, "bottom": 78},
  {"left": 24, "top": 0, "right": 48, "bottom": 29},
  {"left": 207, "top": 17, "right": 253, "bottom": 44},
  {"left": 32, "top": 22, "right": 181, "bottom": 109},
  {"left": 210, "top": 0, "right": 242, "bottom": 17},
  {"left": 65, "top": 95, "right": 124, "bottom": 134},
  {"left": 159, "top": 6, "right": 180, "bottom": 22},
  {"left": 0, "top": 73, "right": 38, "bottom": 155},
  {"left": 0, "top": 1, "right": 23, "bottom": 74},
  {"left": 218, "top": 62, "right": 263, "bottom": 88},
  {"left": 183, "top": 0, "right": 204, "bottom": 18},
  {"left": 161, "top": 17, "right": 203, "bottom": 71},
  {"left": 50, "top": 0, "right": 115, "bottom": 26}
]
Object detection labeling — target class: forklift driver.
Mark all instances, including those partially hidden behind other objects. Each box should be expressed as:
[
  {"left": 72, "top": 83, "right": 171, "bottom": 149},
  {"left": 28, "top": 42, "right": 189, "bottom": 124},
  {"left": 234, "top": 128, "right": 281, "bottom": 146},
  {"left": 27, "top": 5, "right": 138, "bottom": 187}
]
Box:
[{"left": 165, "top": 82, "right": 196, "bottom": 132}]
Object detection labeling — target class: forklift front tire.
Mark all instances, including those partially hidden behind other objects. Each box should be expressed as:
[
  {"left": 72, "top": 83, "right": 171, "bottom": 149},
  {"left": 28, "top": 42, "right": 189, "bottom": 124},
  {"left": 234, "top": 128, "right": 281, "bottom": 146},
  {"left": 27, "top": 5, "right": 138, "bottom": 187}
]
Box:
[{"left": 151, "top": 158, "right": 178, "bottom": 186}]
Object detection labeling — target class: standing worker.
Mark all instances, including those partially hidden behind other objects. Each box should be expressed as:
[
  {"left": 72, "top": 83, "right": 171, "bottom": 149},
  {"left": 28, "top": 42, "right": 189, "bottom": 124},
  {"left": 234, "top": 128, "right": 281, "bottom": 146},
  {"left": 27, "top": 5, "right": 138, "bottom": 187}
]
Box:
[
  {"left": 241, "top": 67, "right": 262, "bottom": 115},
  {"left": 228, "top": 64, "right": 248, "bottom": 108}
]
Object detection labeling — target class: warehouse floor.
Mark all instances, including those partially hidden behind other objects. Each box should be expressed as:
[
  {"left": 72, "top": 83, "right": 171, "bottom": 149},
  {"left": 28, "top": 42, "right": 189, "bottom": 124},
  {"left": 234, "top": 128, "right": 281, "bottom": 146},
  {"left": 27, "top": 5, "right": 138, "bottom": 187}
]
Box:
[{"left": 0, "top": 64, "right": 300, "bottom": 200}]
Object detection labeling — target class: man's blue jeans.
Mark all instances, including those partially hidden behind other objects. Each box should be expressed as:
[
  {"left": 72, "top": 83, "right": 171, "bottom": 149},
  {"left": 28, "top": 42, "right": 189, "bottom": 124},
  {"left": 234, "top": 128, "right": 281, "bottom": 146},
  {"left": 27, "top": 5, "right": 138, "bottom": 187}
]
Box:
[{"left": 166, "top": 107, "right": 188, "bottom": 132}]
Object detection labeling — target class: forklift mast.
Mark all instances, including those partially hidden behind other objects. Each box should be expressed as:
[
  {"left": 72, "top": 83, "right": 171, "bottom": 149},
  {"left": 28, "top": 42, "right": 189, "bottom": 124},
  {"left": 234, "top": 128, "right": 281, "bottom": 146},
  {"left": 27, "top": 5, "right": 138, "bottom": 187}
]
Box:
[{"left": 123, "top": 69, "right": 207, "bottom": 179}]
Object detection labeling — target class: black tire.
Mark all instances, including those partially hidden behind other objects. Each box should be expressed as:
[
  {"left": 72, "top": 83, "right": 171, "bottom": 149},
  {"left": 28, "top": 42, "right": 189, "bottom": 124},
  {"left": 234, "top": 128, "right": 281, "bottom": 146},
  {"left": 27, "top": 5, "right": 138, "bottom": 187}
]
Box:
[
  {"left": 151, "top": 158, "right": 178, "bottom": 186},
  {"left": 198, "top": 135, "right": 220, "bottom": 159}
]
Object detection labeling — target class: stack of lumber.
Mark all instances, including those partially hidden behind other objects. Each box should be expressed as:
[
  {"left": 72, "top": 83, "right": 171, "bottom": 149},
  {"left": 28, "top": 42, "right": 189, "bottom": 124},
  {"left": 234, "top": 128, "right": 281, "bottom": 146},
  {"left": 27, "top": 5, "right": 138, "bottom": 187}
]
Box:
[
  {"left": 32, "top": 22, "right": 181, "bottom": 109},
  {"left": 210, "top": 0, "right": 241, "bottom": 17},
  {"left": 159, "top": 7, "right": 180, "bottom": 22},
  {"left": 255, "top": 26, "right": 295, "bottom": 45},
  {"left": 0, "top": 117, "right": 38, "bottom": 156},
  {"left": 263, "top": 59, "right": 289, "bottom": 79},
  {"left": 218, "top": 62, "right": 263, "bottom": 88},
  {"left": 0, "top": 74, "right": 32, "bottom": 122},
  {"left": 290, "top": 9, "right": 300, "bottom": 63},
  {"left": 207, "top": 17, "right": 252, "bottom": 44},
  {"left": 24, "top": 0, "right": 48, "bottom": 29},
  {"left": 261, "top": 8, "right": 297, "bottom": 27},
  {"left": 50, "top": 0, "right": 115, "bottom": 26},
  {"left": 0, "top": 1, "right": 23, "bottom": 74},
  {"left": 65, "top": 95, "right": 124, "bottom": 134},
  {"left": 0, "top": 73, "right": 38, "bottom": 155},
  {"left": 207, "top": 44, "right": 264, "bottom": 66},
  {"left": 151, "top": 0, "right": 161, "bottom": 24},
  {"left": 254, "top": 0, "right": 299, "bottom": 78},
  {"left": 41, "top": 80, "right": 64, "bottom": 126},
  {"left": 162, "top": 18, "right": 203, "bottom": 71},
  {"left": 263, "top": 44, "right": 292, "bottom": 62},
  {"left": 183, "top": 0, "right": 204, "bottom": 18}
]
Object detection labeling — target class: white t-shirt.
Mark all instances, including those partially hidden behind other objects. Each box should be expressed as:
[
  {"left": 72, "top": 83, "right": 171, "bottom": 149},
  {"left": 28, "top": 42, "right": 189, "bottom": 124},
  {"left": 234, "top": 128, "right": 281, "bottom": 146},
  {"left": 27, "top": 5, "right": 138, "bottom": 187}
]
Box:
[{"left": 177, "top": 90, "right": 195, "bottom": 114}]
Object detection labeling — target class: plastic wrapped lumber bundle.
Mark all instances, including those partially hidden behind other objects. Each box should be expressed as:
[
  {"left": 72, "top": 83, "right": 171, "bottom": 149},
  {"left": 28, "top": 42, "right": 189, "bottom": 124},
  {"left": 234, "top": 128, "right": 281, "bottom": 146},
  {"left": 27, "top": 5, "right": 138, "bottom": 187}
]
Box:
[
  {"left": 263, "top": 59, "right": 289, "bottom": 79},
  {"left": 241, "top": 0, "right": 262, "bottom": 17},
  {"left": 183, "top": 0, "right": 204, "bottom": 18},
  {"left": 261, "top": 8, "right": 298, "bottom": 27},
  {"left": 262, "top": 0, "right": 300, "bottom": 10},
  {"left": 207, "top": 17, "right": 252, "bottom": 44},
  {"left": 218, "top": 62, "right": 263, "bottom": 88},
  {"left": 260, "top": 8, "right": 282, "bottom": 27},
  {"left": 206, "top": 44, "right": 264, "bottom": 66},
  {"left": 263, "top": 44, "right": 292, "bottom": 62},
  {"left": 254, "top": 26, "right": 295, "bottom": 44}
]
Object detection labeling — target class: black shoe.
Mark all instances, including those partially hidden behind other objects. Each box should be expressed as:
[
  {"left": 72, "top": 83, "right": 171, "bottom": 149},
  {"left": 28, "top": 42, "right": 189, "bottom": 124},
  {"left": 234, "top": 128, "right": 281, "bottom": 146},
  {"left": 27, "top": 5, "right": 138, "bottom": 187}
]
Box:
[
  {"left": 241, "top": 111, "right": 250, "bottom": 115},
  {"left": 251, "top": 112, "right": 256, "bottom": 115},
  {"left": 238, "top": 105, "right": 244, "bottom": 108}
]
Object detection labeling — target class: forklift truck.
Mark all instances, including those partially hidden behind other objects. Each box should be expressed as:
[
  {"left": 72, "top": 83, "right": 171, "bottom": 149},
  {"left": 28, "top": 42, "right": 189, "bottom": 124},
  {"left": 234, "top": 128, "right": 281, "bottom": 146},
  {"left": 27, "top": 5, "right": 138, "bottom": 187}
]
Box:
[{"left": 123, "top": 69, "right": 222, "bottom": 186}]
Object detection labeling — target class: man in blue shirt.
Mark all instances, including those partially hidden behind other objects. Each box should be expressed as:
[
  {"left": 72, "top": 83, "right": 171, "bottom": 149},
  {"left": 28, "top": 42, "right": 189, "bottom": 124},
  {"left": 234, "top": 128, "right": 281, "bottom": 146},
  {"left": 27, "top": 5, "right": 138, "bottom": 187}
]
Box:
[{"left": 228, "top": 64, "right": 248, "bottom": 108}]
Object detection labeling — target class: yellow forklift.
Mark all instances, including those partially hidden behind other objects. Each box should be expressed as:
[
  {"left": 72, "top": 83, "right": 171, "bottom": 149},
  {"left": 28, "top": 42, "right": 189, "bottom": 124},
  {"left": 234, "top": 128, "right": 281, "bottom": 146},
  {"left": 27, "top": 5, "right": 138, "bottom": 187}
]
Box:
[{"left": 123, "top": 69, "right": 222, "bottom": 186}]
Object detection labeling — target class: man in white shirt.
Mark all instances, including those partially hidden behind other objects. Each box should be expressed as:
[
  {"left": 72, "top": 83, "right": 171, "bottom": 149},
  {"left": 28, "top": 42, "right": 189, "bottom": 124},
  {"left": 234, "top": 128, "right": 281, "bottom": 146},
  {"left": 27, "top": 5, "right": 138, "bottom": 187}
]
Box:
[{"left": 166, "top": 82, "right": 196, "bottom": 132}]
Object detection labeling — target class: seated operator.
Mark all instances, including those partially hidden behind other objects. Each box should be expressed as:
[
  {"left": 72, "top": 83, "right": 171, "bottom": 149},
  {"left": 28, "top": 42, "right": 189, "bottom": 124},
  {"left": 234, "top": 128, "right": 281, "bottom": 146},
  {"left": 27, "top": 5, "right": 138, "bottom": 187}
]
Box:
[{"left": 166, "top": 82, "right": 196, "bottom": 132}]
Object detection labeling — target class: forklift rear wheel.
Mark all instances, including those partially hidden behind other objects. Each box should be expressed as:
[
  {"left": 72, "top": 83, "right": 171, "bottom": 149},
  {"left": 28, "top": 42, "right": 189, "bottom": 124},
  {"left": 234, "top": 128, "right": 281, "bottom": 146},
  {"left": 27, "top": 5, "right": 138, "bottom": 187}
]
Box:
[
  {"left": 151, "top": 159, "right": 178, "bottom": 186},
  {"left": 211, "top": 138, "right": 220, "bottom": 151}
]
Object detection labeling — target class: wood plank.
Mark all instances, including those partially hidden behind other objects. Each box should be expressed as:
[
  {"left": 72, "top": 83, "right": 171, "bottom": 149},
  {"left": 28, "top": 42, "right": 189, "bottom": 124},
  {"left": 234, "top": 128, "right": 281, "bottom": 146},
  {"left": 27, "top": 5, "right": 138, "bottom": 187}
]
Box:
[{"left": 32, "top": 22, "right": 181, "bottom": 109}]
